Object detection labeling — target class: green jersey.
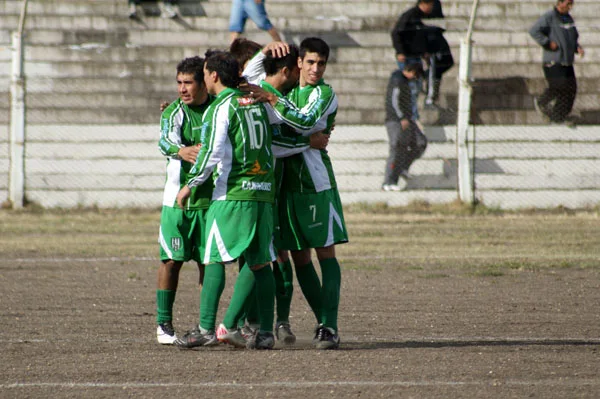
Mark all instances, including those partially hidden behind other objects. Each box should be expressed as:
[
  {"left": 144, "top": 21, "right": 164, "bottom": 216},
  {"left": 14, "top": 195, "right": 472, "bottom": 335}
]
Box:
[
  {"left": 187, "top": 87, "right": 279, "bottom": 203},
  {"left": 258, "top": 80, "right": 316, "bottom": 193},
  {"left": 159, "top": 98, "right": 214, "bottom": 210},
  {"left": 278, "top": 80, "right": 338, "bottom": 193}
]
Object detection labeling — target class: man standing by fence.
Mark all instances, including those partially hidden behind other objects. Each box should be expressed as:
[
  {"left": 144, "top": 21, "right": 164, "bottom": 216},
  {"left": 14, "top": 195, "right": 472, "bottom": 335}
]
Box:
[{"left": 529, "top": 0, "right": 584, "bottom": 124}]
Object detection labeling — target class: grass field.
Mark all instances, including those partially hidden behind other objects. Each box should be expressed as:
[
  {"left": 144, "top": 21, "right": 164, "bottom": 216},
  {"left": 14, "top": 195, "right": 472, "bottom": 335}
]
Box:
[{"left": 1, "top": 206, "right": 599, "bottom": 398}]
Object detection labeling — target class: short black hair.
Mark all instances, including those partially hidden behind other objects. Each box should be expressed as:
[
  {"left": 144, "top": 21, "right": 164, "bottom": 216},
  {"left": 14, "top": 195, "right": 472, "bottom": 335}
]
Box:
[
  {"left": 403, "top": 62, "right": 423, "bottom": 77},
  {"left": 299, "top": 37, "right": 330, "bottom": 61},
  {"left": 176, "top": 56, "right": 205, "bottom": 85},
  {"left": 205, "top": 51, "right": 243, "bottom": 88},
  {"left": 418, "top": 0, "right": 435, "bottom": 4},
  {"left": 263, "top": 44, "right": 299, "bottom": 76},
  {"left": 229, "top": 38, "right": 263, "bottom": 69}
]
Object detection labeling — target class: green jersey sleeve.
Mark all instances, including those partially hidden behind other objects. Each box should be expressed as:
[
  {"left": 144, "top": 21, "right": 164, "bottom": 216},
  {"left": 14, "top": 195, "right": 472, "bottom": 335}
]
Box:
[
  {"left": 269, "top": 86, "right": 338, "bottom": 136},
  {"left": 158, "top": 101, "right": 185, "bottom": 158}
]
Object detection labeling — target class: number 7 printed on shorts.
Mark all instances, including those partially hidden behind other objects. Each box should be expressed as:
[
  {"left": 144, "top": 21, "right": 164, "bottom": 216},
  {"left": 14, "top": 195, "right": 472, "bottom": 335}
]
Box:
[{"left": 309, "top": 204, "right": 317, "bottom": 222}]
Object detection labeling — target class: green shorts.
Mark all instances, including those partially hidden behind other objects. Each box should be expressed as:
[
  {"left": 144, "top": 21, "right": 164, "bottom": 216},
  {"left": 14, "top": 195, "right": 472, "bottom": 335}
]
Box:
[
  {"left": 279, "top": 188, "right": 349, "bottom": 251},
  {"left": 159, "top": 206, "right": 208, "bottom": 263},
  {"left": 203, "top": 200, "right": 275, "bottom": 266}
]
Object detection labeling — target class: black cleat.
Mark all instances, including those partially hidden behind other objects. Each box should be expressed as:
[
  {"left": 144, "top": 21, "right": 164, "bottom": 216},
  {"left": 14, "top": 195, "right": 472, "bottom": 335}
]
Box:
[
  {"left": 314, "top": 325, "right": 340, "bottom": 350},
  {"left": 174, "top": 327, "right": 218, "bottom": 348}
]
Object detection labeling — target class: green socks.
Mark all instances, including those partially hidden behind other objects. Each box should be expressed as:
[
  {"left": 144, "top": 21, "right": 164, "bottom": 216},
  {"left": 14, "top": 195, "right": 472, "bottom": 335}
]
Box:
[
  {"left": 274, "top": 259, "right": 293, "bottom": 323},
  {"left": 319, "top": 257, "right": 341, "bottom": 332},
  {"left": 222, "top": 264, "right": 256, "bottom": 329},
  {"left": 199, "top": 263, "right": 225, "bottom": 332},
  {"left": 156, "top": 289, "right": 176, "bottom": 324},
  {"left": 253, "top": 266, "right": 275, "bottom": 332},
  {"left": 295, "top": 261, "right": 322, "bottom": 322}
]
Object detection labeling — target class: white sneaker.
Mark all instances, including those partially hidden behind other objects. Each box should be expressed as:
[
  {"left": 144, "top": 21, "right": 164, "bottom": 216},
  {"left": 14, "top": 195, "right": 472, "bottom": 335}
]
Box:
[
  {"left": 382, "top": 184, "right": 401, "bottom": 192},
  {"left": 156, "top": 322, "right": 177, "bottom": 344},
  {"left": 382, "top": 179, "right": 407, "bottom": 191},
  {"left": 161, "top": 2, "right": 178, "bottom": 18}
]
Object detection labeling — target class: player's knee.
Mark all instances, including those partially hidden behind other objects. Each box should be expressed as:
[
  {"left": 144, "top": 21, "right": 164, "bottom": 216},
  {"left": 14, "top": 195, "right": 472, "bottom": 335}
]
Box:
[{"left": 162, "top": 259, "right": 183, "bottom": 270}]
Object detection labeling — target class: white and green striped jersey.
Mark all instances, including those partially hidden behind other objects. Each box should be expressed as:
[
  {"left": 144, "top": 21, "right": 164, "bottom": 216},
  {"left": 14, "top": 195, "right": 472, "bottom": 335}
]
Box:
[
  {"left": 242, "top": 51, "right": 266, "bottom": 84},
  {"left": 159, "top": 98, "right": 213, "bottom": 210},
  {"left": 279, "top": 80, "right": 338, "bottom": 193},
  {"left": 243, "top": 52, "right": 329, "bottom": 137},
  {"left": 187, "top": 87, "right": 305, "bottom": 203}
]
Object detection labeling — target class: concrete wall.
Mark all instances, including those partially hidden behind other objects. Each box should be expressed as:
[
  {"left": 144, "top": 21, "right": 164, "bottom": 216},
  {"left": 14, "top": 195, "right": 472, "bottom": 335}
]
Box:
[{"left": 1, "top": 124, "right": 599, "bottom": 209}]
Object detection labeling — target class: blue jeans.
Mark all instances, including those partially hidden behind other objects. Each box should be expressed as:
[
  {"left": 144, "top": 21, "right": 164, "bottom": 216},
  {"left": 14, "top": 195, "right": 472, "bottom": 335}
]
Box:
[
  {"left": 396, "top": 57, "right": 421, "bottom": 120},
  {"left": 229, "top": 0, "right": 273, "bottom": 32}
]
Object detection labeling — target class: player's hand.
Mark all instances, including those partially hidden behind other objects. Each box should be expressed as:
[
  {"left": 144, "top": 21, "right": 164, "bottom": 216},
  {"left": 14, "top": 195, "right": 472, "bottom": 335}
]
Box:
[
  {"left": 160, "top": 101, "right": 170, "bottom": 112},
  {"left": 241, "top": 84, "right": 278, "bottom": 105},
  {"left": 254, "top": 0, "right": 262, "bottom": 4},
  {"left": 577, "top": 46, "right": 585, "bottom": 57},
  {"left": 262, "top": 41, "right": 289, "bottom": 58},
  {"left": 176, "top": 185, "right": 191, "bottom": 209},
  {"left": 177, "top": 144, "right": 201, "bottom": 163},
  {"left": 309, "top": 131, "right": 330, "bottom": 150},
  {"left": 396, "top": 53, "right": 406, "bottom": 63},
  {"left": 549, "top": 41, "right": 558, "bottom": 51},
  {"left": 401, "top": 118, "right": 410, "bottom": 131}
]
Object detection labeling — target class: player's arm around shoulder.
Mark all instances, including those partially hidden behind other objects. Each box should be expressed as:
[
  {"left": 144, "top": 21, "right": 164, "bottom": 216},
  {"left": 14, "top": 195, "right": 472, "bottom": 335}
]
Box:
[{"left": 158, "top": 101, "right": 185, "bottom": 158}]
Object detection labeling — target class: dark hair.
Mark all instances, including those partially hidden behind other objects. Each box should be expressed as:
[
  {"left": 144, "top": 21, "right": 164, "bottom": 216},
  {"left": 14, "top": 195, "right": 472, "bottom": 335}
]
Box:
[
  {"left": 229, "top": 38, "right": 263, "bottom": 68},
  {"left": 403, "top": 62, "right": 423, "bottom": 77},
  {"left": 418, "top": 0, "right": 435, "bottom": 4},
  {"left": 299, "top": 37, "right": 330, "bottom": 61},
  {"left": 176, "top": 56, "right": 205, "bottom": 85},
  {"left": 205, "top": 51, "right": 243, "bottom": 88},
  {"left": 263, "top": 44, "right": 299, "bottom": 76}
]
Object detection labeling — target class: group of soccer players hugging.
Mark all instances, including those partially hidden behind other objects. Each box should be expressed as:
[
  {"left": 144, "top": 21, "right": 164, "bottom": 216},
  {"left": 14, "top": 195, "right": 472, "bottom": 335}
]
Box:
[{"left": 155, "top": 36, "right": 349, "bottom": 350}]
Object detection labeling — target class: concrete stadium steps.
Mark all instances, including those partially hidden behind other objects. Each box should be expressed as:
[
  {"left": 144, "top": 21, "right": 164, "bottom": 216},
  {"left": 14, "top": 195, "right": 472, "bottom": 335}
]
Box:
[
  {"left": 3, "top": 14, "right": 600, "bottom": 38},
  {"left": 4, "top": 39, "right": 599, "bottom": 65},
  {"left": 1, "top": 106, "right": 597, "bottom": 126},
  {"left": 5, "top": 29, "right": 599, "bottom": 60},
  {"left": 3, "top": 0, "right": 600, "bottom": 19},
  {"left": 2, "top": 58, "right": 599, "bottom": 81}
]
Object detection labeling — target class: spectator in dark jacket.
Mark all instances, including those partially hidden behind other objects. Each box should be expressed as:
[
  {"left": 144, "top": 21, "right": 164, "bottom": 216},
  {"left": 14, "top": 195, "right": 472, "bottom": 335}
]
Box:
[
  {"left": 423, "top": 0, "right": 444, "bottom": 19},
  {"left": 391, "top": 0, "right": 435, "bottom": 120},
  {"left": 424, "top": 25, "right": 453, "bottom": 107},
  {"left": 382, "top": 63, "right": 427, "bottom": 192},
  {"left": 529, "top": 0, "right": 584, "bottom": 123}
]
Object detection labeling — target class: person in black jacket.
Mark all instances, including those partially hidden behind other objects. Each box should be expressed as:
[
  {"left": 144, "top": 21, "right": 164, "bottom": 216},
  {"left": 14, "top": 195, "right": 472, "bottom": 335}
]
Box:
[
  {"left": 423, "top": 25, "right": 454, "bottom": 107},
  {"left": 382, "top": 63, "right": 428, "bottom": 192},
  {"left": 391, "top": 0, "right": 435, "bottom": 120},
  {"left": 424, "top": 0, "right": 444, "bottom": 19}
]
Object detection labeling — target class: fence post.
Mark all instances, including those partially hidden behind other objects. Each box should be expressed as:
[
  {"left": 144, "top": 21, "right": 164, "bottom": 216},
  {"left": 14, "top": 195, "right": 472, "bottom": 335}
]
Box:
[
  {"left": 456, "top": 38, "right": 474, "bottom": 204},
  {"left": 9, "top": 31, "right": 26, "bottom": 209},
  {"left": 9, "top": 0, "right": 28, "bottom": 209},
  {"left": 455, "top": 0, "right": 479, "bottom": 205}
]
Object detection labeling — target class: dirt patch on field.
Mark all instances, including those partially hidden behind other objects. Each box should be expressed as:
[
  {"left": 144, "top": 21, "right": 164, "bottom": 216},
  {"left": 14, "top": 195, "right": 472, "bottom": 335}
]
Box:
[{"left": 1, "top": 210, "right": 599, "bottom": 398}]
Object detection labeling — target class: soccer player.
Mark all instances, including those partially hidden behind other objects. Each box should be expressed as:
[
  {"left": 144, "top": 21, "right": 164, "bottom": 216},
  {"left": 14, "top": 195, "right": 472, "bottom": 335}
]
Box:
[
  {"left": 250, "top": 38, "right": 348, "bottom": 349},
  {"left": 239, "top": 43, "right": 332, "bottom": 345},
  {"left": 156, "top": 56, "right": 214, "bottom": 345},
  {"left": 176, "top": 51, "right": 318, "bottom": 349}
]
